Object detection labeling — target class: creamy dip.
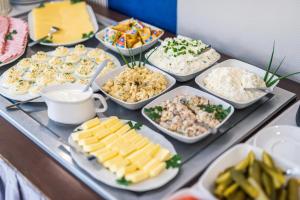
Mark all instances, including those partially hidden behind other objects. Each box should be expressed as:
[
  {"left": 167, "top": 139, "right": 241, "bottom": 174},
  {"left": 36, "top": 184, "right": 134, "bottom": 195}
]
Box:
[
  {"left": 203, "top": 67, "right": 266, "bottom": 102},
  {"left": 148, "top": 35, "right": 220, "bottom": 76},
  {"left": 45, "top": 89, "right": 90, "bottom": 102}
]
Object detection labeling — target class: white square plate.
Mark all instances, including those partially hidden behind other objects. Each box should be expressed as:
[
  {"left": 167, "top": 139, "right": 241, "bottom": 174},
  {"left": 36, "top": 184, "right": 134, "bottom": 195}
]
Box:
[
  {"left": 146, "top": 47, "right": 220, "bottom": 82},
  {"left": 195, "top": 59, "right": 279, "bottom": 109},
  {"left": 94, "top": 63, "right": 176, "bottom": 110},
  {"left": 142, "top": 86, "right": 234, "bottom": 143},
  {"left": 96, "top": 19, "right": 164, "bottom": 56}
]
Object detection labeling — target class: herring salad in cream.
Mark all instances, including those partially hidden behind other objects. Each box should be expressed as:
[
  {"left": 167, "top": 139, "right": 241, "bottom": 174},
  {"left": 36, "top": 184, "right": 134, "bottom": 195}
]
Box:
[
  {"left": 203, "top": 67, "right": 266, "bottom": 102},
  {"left": 147, "top": 35, "right": 220, "bottom": 76}
]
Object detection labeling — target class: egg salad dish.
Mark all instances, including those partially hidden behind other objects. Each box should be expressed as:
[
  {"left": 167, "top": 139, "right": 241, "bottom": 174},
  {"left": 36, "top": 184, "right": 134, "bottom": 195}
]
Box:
[
  {"left": 0, "top": 45, "right": 118, "bottom": 97},
  {"left": 102, "top": 66, "right": 168, "bottom": 103},
  {"left": 32, "top": 1, "right": 94, "bottom": 44},
  {"left": 71, "top": 117, "right": 181, "bottom": 185}
]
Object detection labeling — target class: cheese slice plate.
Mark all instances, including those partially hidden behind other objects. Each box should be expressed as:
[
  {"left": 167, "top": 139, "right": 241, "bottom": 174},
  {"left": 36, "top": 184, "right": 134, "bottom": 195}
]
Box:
[
  {"left": 0, "top": 47, "right": 121, "bottom": 102},
  {"left": 27, "top": 5, "right": 99, "bottom": 46},
  {"left": 68, "top": 118, "right": 179, "bottom": 192}
]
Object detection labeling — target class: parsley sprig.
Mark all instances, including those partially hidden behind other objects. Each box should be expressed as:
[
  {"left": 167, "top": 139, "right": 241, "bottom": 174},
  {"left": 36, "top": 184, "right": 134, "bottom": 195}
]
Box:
[
  {"left": 82, "top": 31, "right": 94, "bottom": 39},
  {"left": 199, "top": 104, "right": 231, "bottom": 121},
  {"left": 5, "top": 30, "right": 17, "bottom": 41},
  {"left": 40, "top": 35, "right": 53, "bottom": 43},
  {"left": 144, "top": 106, "right": 163, "bottom": 121},
  {"left": 71, "top": 0, "right": 83, "bottom": 4},
  {"left": 166, "top": 155, "right": 182, "bottom": 169},
  {"left": 127, "top": 121, "right": 143, "bottom": 130},
  {"left": 116, "top": 177, "right": 132, "bottom": 186}
]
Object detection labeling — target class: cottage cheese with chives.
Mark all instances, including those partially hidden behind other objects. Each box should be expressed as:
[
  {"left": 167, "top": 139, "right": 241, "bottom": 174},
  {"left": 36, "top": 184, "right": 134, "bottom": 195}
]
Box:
[
  {"left": 203, "top": 67, "right": 266, "bottom": 102},
  {"left": 148, "top": 35, "right": 220, "bottom": 76}
]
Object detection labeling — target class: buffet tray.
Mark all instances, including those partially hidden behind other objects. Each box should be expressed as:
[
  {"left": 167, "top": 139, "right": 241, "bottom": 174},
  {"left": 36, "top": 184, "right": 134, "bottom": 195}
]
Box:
[{"left": 0, "top": 16, "right": 297, "bottom": 200}]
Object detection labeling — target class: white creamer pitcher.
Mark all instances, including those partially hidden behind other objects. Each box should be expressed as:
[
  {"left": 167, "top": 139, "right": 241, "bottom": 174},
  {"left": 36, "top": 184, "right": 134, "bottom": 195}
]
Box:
[{"left": 41, "top": 83, "right": 107, "bottom": 125}]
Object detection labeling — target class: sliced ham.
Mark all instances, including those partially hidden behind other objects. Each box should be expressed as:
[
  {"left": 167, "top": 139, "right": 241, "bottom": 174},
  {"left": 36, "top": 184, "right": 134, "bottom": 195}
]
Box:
[
  {"left": 0, "top": 18, "right": 28, "bottom": 63},
  {"left": 0, "top": 16, "right": 9, "bottom": 54}
]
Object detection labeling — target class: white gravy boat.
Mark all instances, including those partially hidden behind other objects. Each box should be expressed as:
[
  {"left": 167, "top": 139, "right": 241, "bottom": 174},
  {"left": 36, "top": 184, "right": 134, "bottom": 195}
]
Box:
[{"left": 41, "top": 83, "right": 107, "bottom": 125}]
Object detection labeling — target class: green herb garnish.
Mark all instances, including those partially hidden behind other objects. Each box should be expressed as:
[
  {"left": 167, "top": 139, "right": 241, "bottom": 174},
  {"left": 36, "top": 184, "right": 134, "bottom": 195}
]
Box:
[
  {"left": 199, "top": 104, "right": 231, "bottom": 121},
  {"left": 144, "top": 106, "right": 163, "bottom": 121},
  {"left": 40, "top": 36, "right": 53, "bottom": 43},
  {"left": 5, "top": 30, "right": 17, "bottom": 41},
  {"left": 116, "top": 177, "right": 132, "bottom": 186},
  {"left": 166, "top": 155, "right": 182, "bottom": 169},
  {"left": 38, "top": 2, "right": 45, "bottom": 7},
  {"left": 127, "top": 121, "right": 143, "bottom": 130},
  {"left": 70, "top": 0, "right": 83, "bottom": 4},
  {"left": 82, "top": 31, "right": 94, "bottom": 39},
  {"left": 264, "top": 41, "right": 300, "bottom": 87},
  {"left": 116, "top": 47, "right": 145, "bottom": 68}
]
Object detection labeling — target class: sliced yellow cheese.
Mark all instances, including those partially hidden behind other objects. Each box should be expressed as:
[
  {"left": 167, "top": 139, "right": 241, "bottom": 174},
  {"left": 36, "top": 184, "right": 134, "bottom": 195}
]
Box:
[
  {"left": 82, "top": 142, "right": 105, "bottom": 153},
  {"left": 154, "top": 148, "right": 172, "bottom": 161},
  {"left": 96, "top": 150, "right": 118, "bottom": 162},
  {"left": 107, "top": 121, "right": 125, "bottom": 134},
  {"left": 101, "top": 134, "right": 119, "bottom": 146},
  {"left": 32, "top": 1, "right": 94, "bottom": 44},
  {"left": 101, "top": 116, "right": 119, "bottom": 128},
  {"left": 81, "top": 117, "right": 101, "bottom": 130},
  {"left": 116, "top": 164, "right": 137, "bottom": 178},
  {"left": 94, "top": 128, "right": 110, "bottom": 139},
  {"left": 149, "top": 162, "right": 166, "bottom": 177},
  {"left": 133, "top": 138, "right": 150, "bottom": 150},
  {"left": 133, "top": 155, "right": 152, "bottom": 169},
  {"left": 114, "top": 124, "right": 131, "bottom": 136},
  {"left": 121, "top": 130, "right": 137, "bottom": 141},
  {"left": 129, "top": 134, "right": 143, "bottom": 144},
  {"left": 142, "top": 143, "right": 161, "bottom": 157},
  {"left": 78, "top": 136, "right": 98, "bottom": 146},
  {"left": 71, "top": 130, "right": 93, "bottom": 141},
  {"left": 119, "top": 144, "right": 137, "bottom": 157},
  {"left": 106, "top": 137, "right": 124, "bottom": 149},
  {"left": 90, "top": 147, "right": 109, "bottom": 156},
  {"left": 125, "top": 170, "right": 149, "bottom": 183},
  {"left": 143, "top": 159, "right": 161, "bottom": 172},
  {"left": 106, "top": 156, "right": 129, "bottom": 173}
]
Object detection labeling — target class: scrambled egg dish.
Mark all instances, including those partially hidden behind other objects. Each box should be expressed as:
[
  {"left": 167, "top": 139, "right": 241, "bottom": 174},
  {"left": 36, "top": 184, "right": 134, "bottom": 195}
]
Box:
[{"left": 102, "top": 67, "right": 168, "bottom": 103}]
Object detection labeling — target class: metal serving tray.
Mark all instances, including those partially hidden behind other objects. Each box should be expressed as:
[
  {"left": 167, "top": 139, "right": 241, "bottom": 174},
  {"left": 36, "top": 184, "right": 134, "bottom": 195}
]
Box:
[{"left": 0, "top": 15, "right": 296, "bottom": 200}]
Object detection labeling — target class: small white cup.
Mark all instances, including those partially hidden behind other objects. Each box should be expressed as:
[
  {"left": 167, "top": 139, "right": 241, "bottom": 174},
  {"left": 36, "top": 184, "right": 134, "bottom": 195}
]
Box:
[{"left": 41, "top": 83, "right": 107, "bottom": 125}]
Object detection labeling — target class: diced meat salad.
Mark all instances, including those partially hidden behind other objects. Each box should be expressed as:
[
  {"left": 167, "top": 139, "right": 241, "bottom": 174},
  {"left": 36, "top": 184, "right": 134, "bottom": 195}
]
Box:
[{"left": 144, "top": 95, "right": 231, "bottom": 137}]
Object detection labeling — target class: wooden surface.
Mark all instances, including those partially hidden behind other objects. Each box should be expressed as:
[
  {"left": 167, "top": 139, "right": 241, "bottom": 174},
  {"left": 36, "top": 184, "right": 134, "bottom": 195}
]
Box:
[{"left": 0, "top": 5, "right": 299, "bottom": 200}]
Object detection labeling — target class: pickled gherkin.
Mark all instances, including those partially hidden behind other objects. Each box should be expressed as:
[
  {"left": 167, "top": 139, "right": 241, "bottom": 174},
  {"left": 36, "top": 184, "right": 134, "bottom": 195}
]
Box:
[
  {"left": 287, "top": 178, "right": 299, "bottom": 200},
  {"left": 212, "top": 151, "right": 299, "bottom": 200},
  {"left": 230, "top": 169, "right": 258, "bottom": 198},
  {"left": 249, "top": 160, "right": 261, "bottom": 185}
]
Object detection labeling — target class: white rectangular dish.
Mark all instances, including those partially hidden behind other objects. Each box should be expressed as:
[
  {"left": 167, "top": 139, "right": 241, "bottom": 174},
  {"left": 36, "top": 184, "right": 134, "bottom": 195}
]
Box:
[
  {"left": 94, "top": 63, "right": 176, "bottom": 110},
  {"left": 142, "top": 86, "right": 234, "bottom": 143},
  {"left": 195, "top": 59, "right": 279, "bottom": 109},
  {"left": 96, "top": 19, "right": 164, "bottom": 56},
  {"left": 197, "top": 144, "right": 300, "bottom": 200},
  {"left": 28, "top": 5, "right": 99, "bottom": 46},
  {"left": 145, "top": 37, "right": 220, "bottom": 82}
]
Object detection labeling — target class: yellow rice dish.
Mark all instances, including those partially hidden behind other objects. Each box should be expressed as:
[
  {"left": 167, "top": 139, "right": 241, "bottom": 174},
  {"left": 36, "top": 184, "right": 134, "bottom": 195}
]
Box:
[{"left": 32, "top": 1, "right": 94, "bottom": 44}]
